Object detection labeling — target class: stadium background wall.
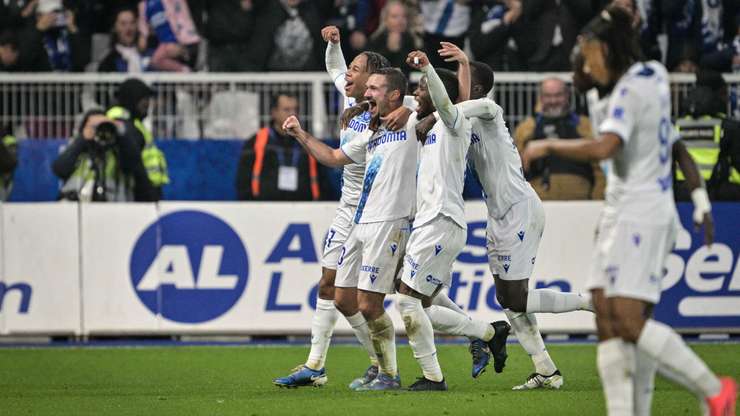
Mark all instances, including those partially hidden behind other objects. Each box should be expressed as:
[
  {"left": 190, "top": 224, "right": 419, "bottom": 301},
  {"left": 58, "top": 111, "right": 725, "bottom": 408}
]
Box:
[{"left": 0, "top": 201, "right": 738, "bottom": 336}]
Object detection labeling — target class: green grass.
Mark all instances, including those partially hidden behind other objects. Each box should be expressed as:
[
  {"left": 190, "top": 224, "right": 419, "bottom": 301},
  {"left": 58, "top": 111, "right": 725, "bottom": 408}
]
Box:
[{"left": 1, "top": 343, "right": 738, "bottom": 415}]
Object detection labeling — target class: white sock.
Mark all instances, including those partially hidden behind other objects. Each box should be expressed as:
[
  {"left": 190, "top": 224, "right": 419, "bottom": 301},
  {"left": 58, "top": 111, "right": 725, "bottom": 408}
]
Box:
[
  {"left": 305, "top": 298, "right": 339, "bottom": 370},
  {"left": 526, "top": 289, "right": 592, "bottom": 313},
  {"left": 634, "top": 349, "right": 658, "bottom": 416},
  {"left": 636, "top": 319, "right": 721, "bottom": 398},
  {"left": 505, "top": 310, "right": 557, "bottom": 375},
  {"left": 432, "top": 291, "right": 467, "bottom": 315},
  {"left": 425, "top": 305, "right": 494, "bottom": 341},
  {"left": 345, "top": 311, "right": 379, "bottom": 367},
  {"left": 398, "top": 294, "right": 443, "bottom": 382},
  {"left": 366, "top": 312, "right": 397, "bottom": 377},
  {"left": 597, "top": 338, "right": 635, "bottom": 416}
]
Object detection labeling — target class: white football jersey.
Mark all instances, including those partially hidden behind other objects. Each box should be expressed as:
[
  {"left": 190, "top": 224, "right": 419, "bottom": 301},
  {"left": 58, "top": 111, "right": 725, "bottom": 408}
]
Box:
[
  {"left": 341, "top": 115, "right": 419, "bottom": 224},
  {"left": 460, "top": 98, "right": 536, "bottom": 219},
  {"left": 414, "top": 110, "right": 471, "bottom": 229},
  {"left": 598, "top": 61, "right": 678, "bottom": 223},
  {"left": 327, "top": 41, "right": 368, "bottom": 207}
]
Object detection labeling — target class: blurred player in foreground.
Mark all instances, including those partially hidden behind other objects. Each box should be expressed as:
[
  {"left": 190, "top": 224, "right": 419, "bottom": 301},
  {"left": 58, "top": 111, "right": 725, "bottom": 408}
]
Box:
[{"left": 522, "top": 5, "right": 736, "bottom": 415}]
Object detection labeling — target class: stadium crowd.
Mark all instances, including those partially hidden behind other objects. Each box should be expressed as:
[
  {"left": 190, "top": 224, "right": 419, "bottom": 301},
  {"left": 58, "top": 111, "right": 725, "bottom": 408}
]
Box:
[
  {"left": 0, "top": 0, "right": 738, "bottom": 74},
  {"left": 0, "top": 0, "right": 738, "bottom": 203}
]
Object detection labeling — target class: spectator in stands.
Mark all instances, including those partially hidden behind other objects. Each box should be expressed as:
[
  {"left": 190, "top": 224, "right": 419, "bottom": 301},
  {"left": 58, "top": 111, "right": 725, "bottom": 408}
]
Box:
[
  {"left": 519, "top": 0, "right": 595, "bottom": 71},
  {"left": 260, "top": 0, "right": 324, "bottom": 71},
  {"left": 52, "top": 108, "right": 156, "bottom": 202},
  {"left": 701, "top": 13, "right": 740, "bottom": 72},
  {"left": 106, "top": 78, "right": 168, "bottom": 200},
  {"left": 235, "top": 93, "right": 323, "bottom": 201},
  {"left": 319, "top": 0, "right": 376, "bottom": 63},
  {"left": 26, "top": 0, "right": 87, "bottom": 71},
  {"left": 0, "top": 124, "right": 18, "bottom": 201},
  {"left": 514, "top": 77, "right": 604, "bottom": 200},
  {"left": 420, "top": 0, "right": 471, "bottom": 70},
  {"left": 138, "top": 0, "right": 201, "bottom": 72},
  {"left": 661, "top": 0, "right": 703, "bottom": 72},
  {"left": 205, "top": 0, "right": 259, "bottom": 72},
  {"left": 367, "top": 0, "right": 418, "bottom": 76},
  {"left": 98, "top": 8, "right": 153, "bottom": 73},
  {"left": 468, "top": 0, "right": 526, "bottom": 71},
  {"left": 610, "top": 0, "right": 661, "bottom": 62},
  {"left": 0, "top": 32, "right": 23, "bottom": 72},
  {"left": 675, "top": 70, "right": 740, "bottom": 201}
]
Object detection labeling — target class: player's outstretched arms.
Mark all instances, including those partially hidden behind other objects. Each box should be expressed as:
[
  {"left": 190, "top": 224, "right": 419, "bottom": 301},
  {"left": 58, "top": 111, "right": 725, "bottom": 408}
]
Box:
[
  {"left": 283, "top": 115, "right": 352, "bottom": 167},
  {"left": 521, "top": 133, "right": 622, "bottom": 172},
  {"left": 438, "top": 42, "right": 470, "bottom": 103},
  {"left": 407, "top": 50, "right": 459, "bottom": 130},
  {"left": 323, "top": 25, "right": 347, "bottom": 89},
  {"left": 673, "top": 140, "right": 714, "bottom": 245}
]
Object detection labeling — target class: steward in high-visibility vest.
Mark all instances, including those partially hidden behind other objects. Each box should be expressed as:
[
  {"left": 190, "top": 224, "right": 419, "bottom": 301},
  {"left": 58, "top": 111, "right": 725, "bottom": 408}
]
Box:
[
  {"left": 0, "top": 128, "right": 17, "bottom": 201},
  {"left": 107, "top": 78, "right": 169, "bottom": 200},
  {"left": 675, "top": 71, "right": 740, "bottom": 201}
]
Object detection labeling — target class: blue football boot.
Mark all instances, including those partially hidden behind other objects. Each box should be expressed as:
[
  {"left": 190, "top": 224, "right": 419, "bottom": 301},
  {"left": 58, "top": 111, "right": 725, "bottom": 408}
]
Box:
[
  {"left": 469, "top": 339, "right": 491, "bottom": 378},
  {"left": 273, "top": 365, "right": 328, "bottom": 388},
  {"left": 354, "top": 372, "right": 401, "bottom": 391},
  {"left": 348, "top": 365, "right": 379, "bottom": 390}
]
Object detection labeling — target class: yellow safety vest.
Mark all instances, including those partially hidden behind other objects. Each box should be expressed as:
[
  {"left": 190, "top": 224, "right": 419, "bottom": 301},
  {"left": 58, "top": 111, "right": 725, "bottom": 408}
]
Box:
[
  {"left": 106, "top": 106, "right": 170, "bottom": 186},
  {"left": 675, "top": 116, "right": 740, "bottom": 184},
  {"left": 0, "top": 134, "right": 17, "bottom": 200}
]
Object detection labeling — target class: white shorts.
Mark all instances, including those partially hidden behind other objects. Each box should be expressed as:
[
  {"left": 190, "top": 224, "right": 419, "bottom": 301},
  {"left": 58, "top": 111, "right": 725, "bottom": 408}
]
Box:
[
  {"left": 335, "top": 218, "right": 410, "bottom": 294},
  {"left": 586, "top": 215, "right": 677, "bottom": 304},
  {"left": 401, "top": 215, "right": 467, "bottom": 297},
  {"left": 487, "top": 196, "right": 545, "bottom": 281},
  {"left": 320, "top": 202, "right": 357, "bottom": 269}
]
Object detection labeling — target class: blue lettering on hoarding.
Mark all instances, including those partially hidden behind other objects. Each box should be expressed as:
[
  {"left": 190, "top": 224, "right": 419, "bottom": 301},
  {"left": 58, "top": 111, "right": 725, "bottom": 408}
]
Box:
[
  {"left": 266, "top": 272, "right": 301, "bottom": 311},
  {"left": 0, "top": 282, "right": 32, "bottom": 313},
  {"left": 266, "top": 224, "right": 318, "bottom": 263},
  {"left": 130, "top": 210, "right": 249, "bottom": 323}
]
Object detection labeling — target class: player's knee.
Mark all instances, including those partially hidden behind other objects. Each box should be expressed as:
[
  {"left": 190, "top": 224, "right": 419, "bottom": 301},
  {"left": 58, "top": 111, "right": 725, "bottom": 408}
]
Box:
[
  {"left": 358, "top": 300, "right": 383, "bottom": 321},
  {"left": 334, "top": 294, "right": 356, "bottom": 316},
  {"left": 496, "top": 290, "right": 526, "bottom": 312},
  {"left": 612, "top": 315, "right": 644, "bottom": 343}
]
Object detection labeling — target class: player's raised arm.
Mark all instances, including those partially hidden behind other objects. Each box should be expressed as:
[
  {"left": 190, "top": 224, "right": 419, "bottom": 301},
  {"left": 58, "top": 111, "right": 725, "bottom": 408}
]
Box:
[
  {"left": 456, "top": 98, "right": 497, "bottom": 120},
  {"left": 322, "top": 26, "right": 348, "bottom": 91},
  {"left": 407, "top": 51, "right": 459, "bottom": 130},
  {"left": 673, "top": 139, "right": 714, "bottom": 245},
  {"left": 283, "top": 116, "right": 352, "bottom": 167},
  {"left": 438, "top": 42, "right": 470, "bottom": 103}
]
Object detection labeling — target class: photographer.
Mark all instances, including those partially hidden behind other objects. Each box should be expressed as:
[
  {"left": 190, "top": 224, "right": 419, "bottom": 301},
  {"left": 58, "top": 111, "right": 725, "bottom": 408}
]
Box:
[{"left": 52, "top": 109, "right": 156, "bottom": 202}]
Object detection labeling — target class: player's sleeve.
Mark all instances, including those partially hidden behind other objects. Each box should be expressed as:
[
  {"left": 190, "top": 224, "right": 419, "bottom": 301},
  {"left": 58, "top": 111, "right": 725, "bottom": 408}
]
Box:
[
  {"left": 456, "top": 98, "right": 498, "bottom": 120},
  {"left": 326, "top": 41, "right": 348, "bottom": 93},
  {"left": 340, "top": 130, "right": 370, "bottom": 163},
  {"left": 421, "top": 65, "right": 461, "bottom": 131},
  {"left": 598, "top": 84, "right": 642, "bottom": 144}
]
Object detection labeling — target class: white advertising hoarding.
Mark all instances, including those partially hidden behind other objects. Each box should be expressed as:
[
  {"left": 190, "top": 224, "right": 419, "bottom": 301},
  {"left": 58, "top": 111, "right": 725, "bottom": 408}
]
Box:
[{"left": 1, "top": 203, "right": 81, "bottom": 334}]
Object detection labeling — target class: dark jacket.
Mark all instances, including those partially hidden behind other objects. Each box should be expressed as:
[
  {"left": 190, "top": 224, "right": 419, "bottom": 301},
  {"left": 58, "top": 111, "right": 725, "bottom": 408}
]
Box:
[
  {"left": 469, "top": 0, "right": 528, "bottom": 71},
  {"left": 235, "top": 126, "right": 320, "bottom": 201},
  {"left": 520, "top": 0, "right": 595, "bottom": 71},
  {"left": 367, "top": 30, "right": 417, "bottom": 76},
  {"left": 52, "top": 121, "right": 156, "bottom": 201}
]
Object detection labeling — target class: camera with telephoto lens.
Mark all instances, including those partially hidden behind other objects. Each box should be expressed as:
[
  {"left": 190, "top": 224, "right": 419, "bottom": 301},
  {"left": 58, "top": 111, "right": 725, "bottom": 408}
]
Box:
[{"left": 93, "top": 121, "right": 118, "bottom": 149}]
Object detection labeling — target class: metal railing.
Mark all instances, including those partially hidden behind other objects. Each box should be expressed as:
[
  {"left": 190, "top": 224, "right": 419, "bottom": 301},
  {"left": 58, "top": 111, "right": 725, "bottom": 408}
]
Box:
[{"left": 1, "top": 72, "right": 738, "bottom": 140}]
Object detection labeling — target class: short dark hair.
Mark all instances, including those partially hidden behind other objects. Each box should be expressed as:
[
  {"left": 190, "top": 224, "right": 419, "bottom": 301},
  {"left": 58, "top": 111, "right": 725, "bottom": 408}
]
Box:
[
  {"left": 371, "top": 67, "right": 408, "bottom": 100},
  {"left": 470, "top": 61, "right": 494, "bottom": 96},
  {"left": 436, "top": 68, "right": 460, "bottom": 104},
  {"left": 361, "top": 51, "right": 391, "bottom": 73},
  {"left": 270, "top": 93, "right": 298, "bottom": 110},
  {"left": 581, "top": 5, "right": 642, "bottom": 78}
]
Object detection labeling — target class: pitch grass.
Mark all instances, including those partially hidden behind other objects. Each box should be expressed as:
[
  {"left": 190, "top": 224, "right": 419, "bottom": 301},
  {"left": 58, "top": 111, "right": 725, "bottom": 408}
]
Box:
[{"left": 1, "top": 343, "right": 738, "bottom": 416}]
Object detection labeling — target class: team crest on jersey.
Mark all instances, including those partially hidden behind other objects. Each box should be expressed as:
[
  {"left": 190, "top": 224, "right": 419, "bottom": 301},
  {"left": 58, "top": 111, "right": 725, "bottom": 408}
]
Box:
[
  {"left": 361, "top": 111, "right": 372, "bottom": 122},
  {"left": 613, "top": 107, "right": 625, "bottom": 119}
]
